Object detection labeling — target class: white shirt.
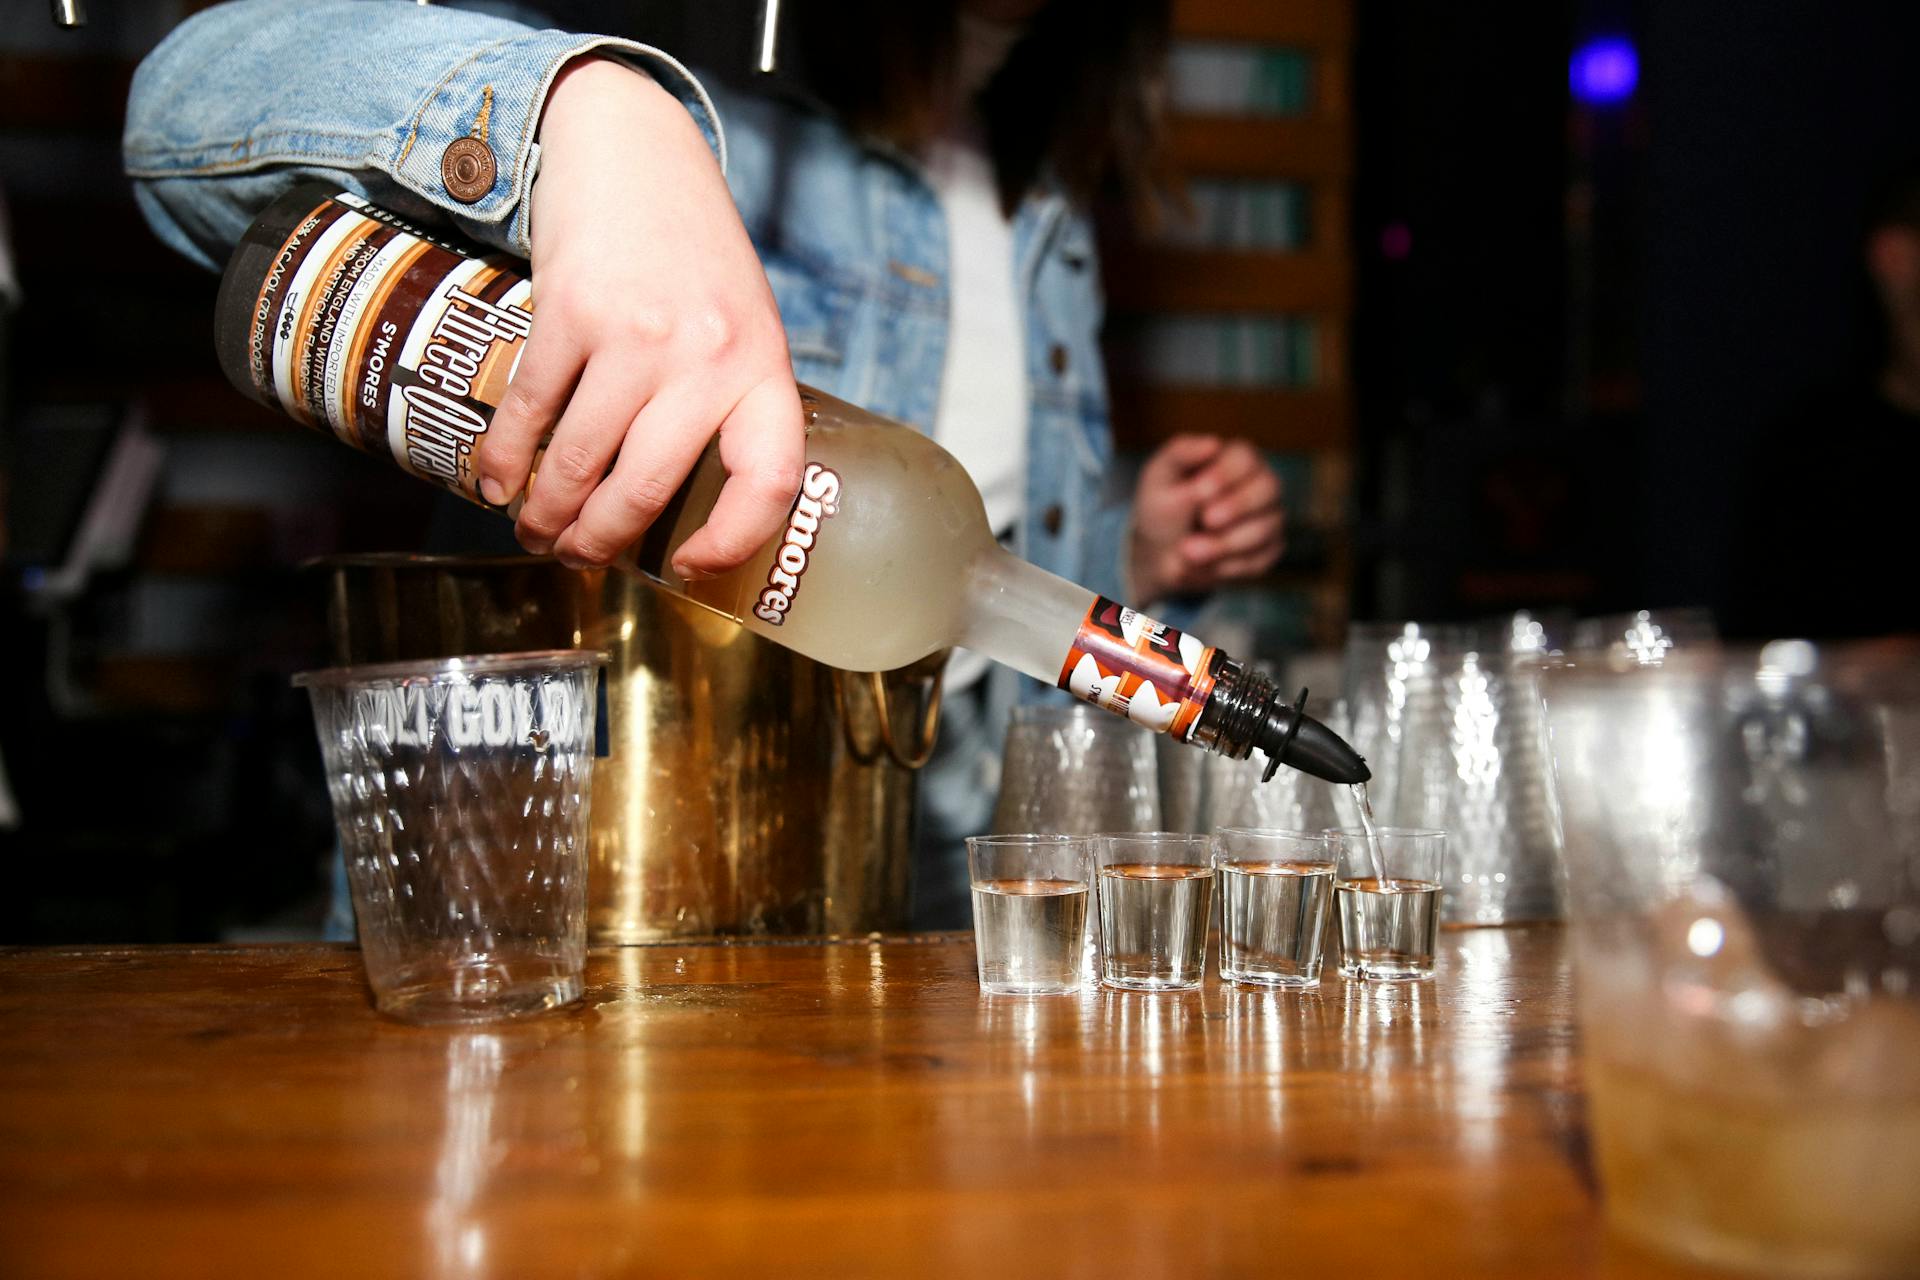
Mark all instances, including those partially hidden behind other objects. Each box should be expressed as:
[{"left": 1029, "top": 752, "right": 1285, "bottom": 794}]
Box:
[{"left": 924, "top": 15, "right": 1028, "bottom": 690}]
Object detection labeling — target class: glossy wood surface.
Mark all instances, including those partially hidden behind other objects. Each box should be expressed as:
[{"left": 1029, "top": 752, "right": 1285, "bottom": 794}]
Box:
[{"left": 0, "top": 928, "right": 1721, "bottom": 1279}]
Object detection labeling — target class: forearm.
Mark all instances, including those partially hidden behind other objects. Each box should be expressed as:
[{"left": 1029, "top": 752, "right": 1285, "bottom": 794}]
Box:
[{"left": 124, "top": 0, "right": 722, "bottom": 270}]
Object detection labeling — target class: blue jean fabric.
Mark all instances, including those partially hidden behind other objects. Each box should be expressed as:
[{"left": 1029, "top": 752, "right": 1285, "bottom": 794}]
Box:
[{"left": 129, "top": 1, "right": 1171, "bottom": 930}]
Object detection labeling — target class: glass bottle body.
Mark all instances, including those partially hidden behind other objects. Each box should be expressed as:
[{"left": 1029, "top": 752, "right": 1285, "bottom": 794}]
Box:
[
  {"left": 211, "top": 184, "right": 1370, "bottom": 782},
  {"left": 634, "top": 393, "right": 1091, "bottom": 680}
]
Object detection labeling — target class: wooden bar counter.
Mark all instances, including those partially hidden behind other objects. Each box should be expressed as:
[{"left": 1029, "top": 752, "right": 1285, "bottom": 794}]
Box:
[{"left": 0, "top": 926, "right": 1716, "bottom": 1278}]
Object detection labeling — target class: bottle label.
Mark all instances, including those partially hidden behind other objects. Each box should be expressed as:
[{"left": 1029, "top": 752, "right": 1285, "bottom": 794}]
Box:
[
  {"left": 751, "top": 463, "right": 840, "bottom": 625},
  {"left": 1056, "top": 596, "right": 1218, "bottom": 740},
  {"left": 235, "top": 191, "right": 530, "bottom": 503}
]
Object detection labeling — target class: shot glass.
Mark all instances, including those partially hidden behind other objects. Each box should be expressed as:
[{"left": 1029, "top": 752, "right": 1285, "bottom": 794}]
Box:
[
  {"left": 1327, "top": 827, "right": 1446, "bottom": 980},
  {"left": 967, "top": 834, "right": 1092, "bottom": 995},
  {"left": 1212, "top": 828, "right": 1335, "bottom": 987},
  {"left": 1093, "top": 832, "right": 1215, "bottom": 991},
  {"left": 295, "top": 651, "right": 601, "bottom": 1024}
]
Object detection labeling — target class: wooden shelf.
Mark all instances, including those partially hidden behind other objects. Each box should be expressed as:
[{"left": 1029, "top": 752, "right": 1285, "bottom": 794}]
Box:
[
  {"left": 1105, "top": 246, "right": 1350, "bottom": 314},
  {"left": 1167, "top": 115, "right": 1352, "bottom": 181},
  {"left": 1173, "top": 0, "right": 1352, "bottom": 48},
  {"left": 1108, "top": 385, "right": 1350, "bottom": 453}
]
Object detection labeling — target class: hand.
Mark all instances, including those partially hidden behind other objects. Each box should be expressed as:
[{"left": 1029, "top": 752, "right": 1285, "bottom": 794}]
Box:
[
  {"left": 477, "top": 57, "right": 805, "bottom": 578},
  {"left": 1126, "top": 436, "right": 1285, "bottom": 601}
]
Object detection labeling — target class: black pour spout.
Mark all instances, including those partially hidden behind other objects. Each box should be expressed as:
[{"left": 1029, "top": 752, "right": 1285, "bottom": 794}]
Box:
[{"left": 1192, "top": 660, "right": 1371, "bottom": 785}]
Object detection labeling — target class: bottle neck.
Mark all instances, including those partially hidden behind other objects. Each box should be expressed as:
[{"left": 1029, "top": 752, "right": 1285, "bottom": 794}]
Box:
[
  {"left": 951, "top": 555, "right": 1373, "bottom": 784},
  {"left": 952, "top": 544, "right": 1096, "bottom": 686},
  {"left": 964, "top": 562, "right": 1226, "bottom": 745},
  {"left": 1195, "top": 663, "right": 1373, "bottom": 785},
  {"left": 1190, "top": 660, "right": 1288, "bottom": 762}
]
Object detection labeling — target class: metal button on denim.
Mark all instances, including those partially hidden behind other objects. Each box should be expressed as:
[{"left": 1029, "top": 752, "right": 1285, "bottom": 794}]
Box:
[
  {"left": 1041, "top": 504, "right": 1064, "bottom": 536},
  {"left": 1049, "top": 343, "right": 1070, "bottom": 375},
  {"left": 441, "top": 137, "right": 497, "bottom": 202}
]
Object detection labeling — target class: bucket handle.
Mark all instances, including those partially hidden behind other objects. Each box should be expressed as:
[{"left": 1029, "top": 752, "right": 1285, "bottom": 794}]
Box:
[{"left": 831, "top": 657, "right": 945, "bottom": 770}]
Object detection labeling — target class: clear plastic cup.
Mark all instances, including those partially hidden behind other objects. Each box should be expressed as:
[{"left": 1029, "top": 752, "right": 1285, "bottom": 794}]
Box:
[
  {"left": 295, "top": 651, "right": 602, "bottom": 1024},
  {"left": 1544, "top": 644, "right": 1920, "bottom": 1275},
  {"left": 990, "top": 704, "right": 1161, "bottom": 836}
]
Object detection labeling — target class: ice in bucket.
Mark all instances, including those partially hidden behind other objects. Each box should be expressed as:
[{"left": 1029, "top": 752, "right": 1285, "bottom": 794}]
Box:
[{"left": 296, "top": 651, "right": 602, "bottom": 1024}]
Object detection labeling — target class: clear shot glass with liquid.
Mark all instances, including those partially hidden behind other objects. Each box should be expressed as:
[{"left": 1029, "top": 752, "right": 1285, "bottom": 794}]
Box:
[
  {"left": 1212, "top": 828, "right": 1336, "bottom": 988},
  {"left": 1327, "top": 827, "right": 1447, "bottom": 981},
  {"left": 967, "top": 834, "right": 1093, "bottom": 995},
  {"left": 1092, "top": 833, "right": 1215, "bottom": 991}
]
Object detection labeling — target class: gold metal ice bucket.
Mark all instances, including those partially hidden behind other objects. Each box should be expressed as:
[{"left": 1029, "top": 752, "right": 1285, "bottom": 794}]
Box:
[{"left": 319, "top": 555, "right": 942, "bottom": 941}]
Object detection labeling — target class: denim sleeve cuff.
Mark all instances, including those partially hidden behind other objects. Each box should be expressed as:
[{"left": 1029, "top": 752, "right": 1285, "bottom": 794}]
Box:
[{"left": 388, "top": 31, "right": 725, "bottom": 257}]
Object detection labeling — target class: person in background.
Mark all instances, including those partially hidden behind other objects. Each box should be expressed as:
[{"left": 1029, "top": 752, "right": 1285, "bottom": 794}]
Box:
[
  {"left": 1727, "top": 162, "right": 1920, "bottom": 641},
  {"left": 125, "top": 0, "right": 1288, "bottom": 927}
]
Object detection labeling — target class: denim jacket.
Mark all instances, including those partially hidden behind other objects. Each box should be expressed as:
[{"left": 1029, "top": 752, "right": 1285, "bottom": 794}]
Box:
[{"left": 124, "top": 0, "right": 1134, "bottom": 628}]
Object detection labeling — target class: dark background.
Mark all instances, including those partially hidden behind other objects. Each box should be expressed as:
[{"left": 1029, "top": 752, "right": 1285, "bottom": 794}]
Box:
[
  {"left": 2, "top": 0, "right": 1916, "bottom": 941},
  {"left": 1353, "top": 1, "right": 1920, "bottom": 621}
]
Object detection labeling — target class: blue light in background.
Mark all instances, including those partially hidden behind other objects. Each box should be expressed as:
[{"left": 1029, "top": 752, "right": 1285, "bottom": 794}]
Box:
[{"left": 1570, "top": 36, "right": 1639, "bottom": 105}]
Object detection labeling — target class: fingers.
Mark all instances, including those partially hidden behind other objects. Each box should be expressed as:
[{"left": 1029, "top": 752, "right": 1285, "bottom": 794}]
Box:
[
  {"left": 671, "top": 376, "right": 805, "bottom": 579},
  {"left": 1146, "top": 433, "right": 1223, "bottom": 480},
  {"left": 1131, "top": 436, "right": 1290, "bottom": 598},
  {"left": 513, "top": 357, "right": 652, "bottom": 554},
  {"left": 1180, "top": 508, "right": 1285, "bottom": 564},
  {"left": 1184, "top": 439, "right": 1266, "bottom": 506},
  {"left": 1210, "top": 542, "right": 1286, "bottom": 581},
  {"left": 550, "top": 375, "right": 801, "bottom": 575},
  {"left": 1201, "top": 463, "right": 1282, "bottom": 531},
  {"left": 1157, "top": 435, "right": 1224, "bottom": 471},
  {"left": 551, "top": 385, "right": 712, "bottom": 569},
  {"left": 475, "top": 314, "right": 585, "bottom": 507},
  {"left": 1164, "top": 536, "right": 1285, "bottom": 594}
]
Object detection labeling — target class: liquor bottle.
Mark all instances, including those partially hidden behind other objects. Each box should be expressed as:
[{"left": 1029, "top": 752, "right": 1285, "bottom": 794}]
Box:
[{"left": 214, "top": 185, "right": 1368, "bottom": 784}]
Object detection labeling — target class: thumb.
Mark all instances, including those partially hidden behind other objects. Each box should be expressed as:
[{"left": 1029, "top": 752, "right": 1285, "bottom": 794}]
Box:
[{"left": 1146, "top": 434, "right": 1223, "bottom": 480}]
